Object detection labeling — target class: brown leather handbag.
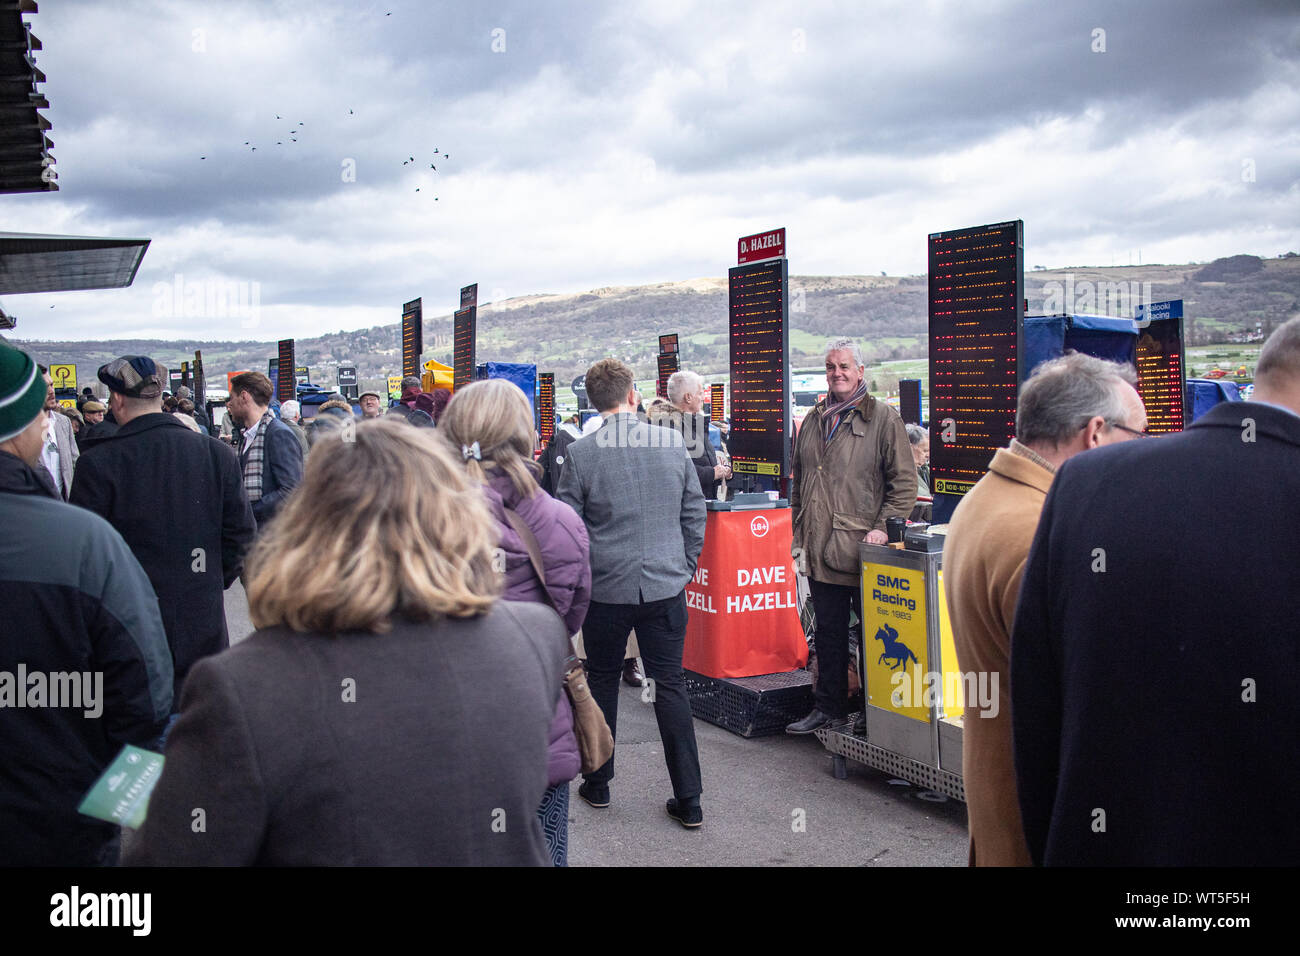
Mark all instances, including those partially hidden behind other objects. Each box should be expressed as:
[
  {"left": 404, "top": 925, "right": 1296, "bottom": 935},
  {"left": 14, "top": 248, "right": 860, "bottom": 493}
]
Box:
[{"left": 503, "top": 508, "right": 614, "bottom": 773}]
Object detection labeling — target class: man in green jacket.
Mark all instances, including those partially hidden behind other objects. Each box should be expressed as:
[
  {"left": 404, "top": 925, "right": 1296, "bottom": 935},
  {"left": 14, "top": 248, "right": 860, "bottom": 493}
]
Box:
[{"left": 786, "top": 338, "right": 916, "bottom": 734}]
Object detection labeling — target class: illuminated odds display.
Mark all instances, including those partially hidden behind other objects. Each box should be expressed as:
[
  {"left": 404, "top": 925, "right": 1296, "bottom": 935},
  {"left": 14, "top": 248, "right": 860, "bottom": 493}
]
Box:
[
  {"left": 1136, "top": 317, "right": 1185, "bottom": 433},
  {"left": 656, "top": 352, "right": 679, "bottom": 399},
  {"left": 453, "top": 307, "right": 476, "bottom": 391},
  {"left": 899, "top": 379, "right": 922, "bottom": 426},
  {"left": 658, "top": 333, "right": 679, "bottom": 354},
  {"left": 728, "top": 258, "right": 790, "bottom": 478},
  {"left": 710, "top": 383, "right": 725, "bottom": 423},
  {"left": 276, "top": 338, "right": 295, "bottom": 403},
  {"left": 538, "top": 372, "right": 555, "bottom": 444},
  {"left": 928, "top": 220, "right": 1023, "bottom": 496},
  {"left": 401, "top": 298, "right": 423, "bottom": 380}
]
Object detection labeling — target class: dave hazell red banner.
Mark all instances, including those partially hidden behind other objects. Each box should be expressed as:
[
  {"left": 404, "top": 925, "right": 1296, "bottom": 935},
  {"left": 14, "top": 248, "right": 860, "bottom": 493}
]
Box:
[{"left": 683, "top": 510, "right": 807, "bottom": 678}]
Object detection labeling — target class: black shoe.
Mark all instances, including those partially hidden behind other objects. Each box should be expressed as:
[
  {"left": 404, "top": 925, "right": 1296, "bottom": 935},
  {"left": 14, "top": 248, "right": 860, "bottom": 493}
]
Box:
[
  {"left": 578, "top": 781, "right": 610, "bottom": 809},
  {"left": 786, "top": 709, "right": 833, "bottom": 735},
  {"left": 622, "top": 658, "right": 645, "bottom": 687},
  {"left": 666, "top": 798, "right": 703, "bottom": 828}
]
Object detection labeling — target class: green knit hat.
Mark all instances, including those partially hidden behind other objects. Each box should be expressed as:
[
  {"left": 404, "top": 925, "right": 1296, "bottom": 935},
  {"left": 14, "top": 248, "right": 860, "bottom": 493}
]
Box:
[{"left": 0, "top": 341, "right": 47, "bottom": 444}]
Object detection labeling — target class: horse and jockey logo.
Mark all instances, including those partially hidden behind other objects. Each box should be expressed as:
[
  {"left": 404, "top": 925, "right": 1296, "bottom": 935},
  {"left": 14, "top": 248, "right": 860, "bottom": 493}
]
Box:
[{"left": 874, "top": 623, "right": 918, "bottom": 671}]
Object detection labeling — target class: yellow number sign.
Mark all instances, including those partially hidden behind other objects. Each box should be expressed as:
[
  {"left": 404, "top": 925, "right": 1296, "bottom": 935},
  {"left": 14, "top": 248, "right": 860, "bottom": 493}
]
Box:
[{"left": 49, "top": 364, "right": 77, "bottom": 391}]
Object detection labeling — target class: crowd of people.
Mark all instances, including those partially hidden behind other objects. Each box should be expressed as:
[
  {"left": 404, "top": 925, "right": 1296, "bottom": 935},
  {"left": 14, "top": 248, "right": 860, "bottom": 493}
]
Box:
[
  {"left": 2, "top": 315, "right": 1296, "bottom": 867},
  {"left": 0, "top": 345, "right": 723, "bottom": 866}
]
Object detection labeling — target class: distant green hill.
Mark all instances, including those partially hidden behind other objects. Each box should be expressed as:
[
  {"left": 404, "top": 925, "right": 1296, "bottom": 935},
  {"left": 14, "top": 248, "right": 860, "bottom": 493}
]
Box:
[{"left": 9, "top": 255, "right": 1297, "bottom": 396}]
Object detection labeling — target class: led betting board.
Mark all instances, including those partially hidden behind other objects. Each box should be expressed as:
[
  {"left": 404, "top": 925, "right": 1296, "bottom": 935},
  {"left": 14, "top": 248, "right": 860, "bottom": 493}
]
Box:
[
  {"left": 728, "top": 258, "right": 790, "bottom": 479},
  {"left": 538, "top": 373, "right": 555, "bottom": 444},
  {"left": 276, "top": 339, "right": 295, "bottom": 403},
  {"left": 659, "top": 333, "right": 679, "bottom": 355},
  {"left": 1136, "top": 317, "right": 1185, "bottom": 433},
  {"left": 453, "top": 307, "right": 476, "bottom": 391},
  {"left": 401, "top": 298, "right": 423, "bottom": 380},
  {"left": 928, "top": 220, "right": 1023, "bottom": 497},
  {"left": 899, "top": 379, "right": 922, "bottom": 426},
  {"left": 710, "top": 383, "right": 725, "bottom": 423},
  {"left": 657, "top": 351, "right": 679, "bottom": 399},
  {"left": 460, "top": 283, "right": 478, "bottom": 310}
]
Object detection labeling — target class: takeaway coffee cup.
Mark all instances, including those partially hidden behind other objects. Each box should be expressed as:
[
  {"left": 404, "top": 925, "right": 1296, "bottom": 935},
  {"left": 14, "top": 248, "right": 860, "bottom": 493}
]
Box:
[{"left": 886, "top": 516, "right": 907, "bottom": 543}]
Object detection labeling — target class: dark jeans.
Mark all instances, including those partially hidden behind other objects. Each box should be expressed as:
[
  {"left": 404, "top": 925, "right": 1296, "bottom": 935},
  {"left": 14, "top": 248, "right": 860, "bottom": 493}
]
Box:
[
  {"left": 581, "top": 592, "right": 702, "bottom": 801},
  {"left": 809, "top": 578, "right": 861, "bottom": 719}
]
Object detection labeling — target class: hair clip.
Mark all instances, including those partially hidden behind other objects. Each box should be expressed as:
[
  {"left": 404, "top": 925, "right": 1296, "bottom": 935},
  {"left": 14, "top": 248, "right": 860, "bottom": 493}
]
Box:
[{"left": 461, "top": 441, "right": 482, "bottom": 461}]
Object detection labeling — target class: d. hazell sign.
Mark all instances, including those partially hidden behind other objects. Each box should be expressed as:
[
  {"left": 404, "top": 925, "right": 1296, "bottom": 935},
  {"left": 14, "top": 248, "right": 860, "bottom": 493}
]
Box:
[{"left": 738, "top": 227, "right": 785, "bottom": 264}]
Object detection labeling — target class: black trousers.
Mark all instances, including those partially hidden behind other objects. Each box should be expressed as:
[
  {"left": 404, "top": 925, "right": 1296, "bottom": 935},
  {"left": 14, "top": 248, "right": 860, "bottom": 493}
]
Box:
[
  {"left": 809, "top": 578, "right": 861, "bottom": 719},
  {"left": 581, "top": 592, "right": 702, "bottom": 801}
]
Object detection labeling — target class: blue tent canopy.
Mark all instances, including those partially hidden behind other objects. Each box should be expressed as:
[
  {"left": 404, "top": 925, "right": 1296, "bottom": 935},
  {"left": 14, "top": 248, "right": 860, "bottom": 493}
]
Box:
[
  {"left": 1185, "top": 378, "right": 1241, "bottom": 422},
  {"left": 1023, "top": 314, "right": 1138, "bottom": 379},
  {"left": 480, "top": 362, "right": 538, "bottom": 416}
]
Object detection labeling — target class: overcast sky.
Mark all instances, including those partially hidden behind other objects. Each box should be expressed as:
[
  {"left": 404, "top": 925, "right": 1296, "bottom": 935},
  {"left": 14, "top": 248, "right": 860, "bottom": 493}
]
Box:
[{"left": 4, "top": 0, "right": 1297, "bottom": 341}]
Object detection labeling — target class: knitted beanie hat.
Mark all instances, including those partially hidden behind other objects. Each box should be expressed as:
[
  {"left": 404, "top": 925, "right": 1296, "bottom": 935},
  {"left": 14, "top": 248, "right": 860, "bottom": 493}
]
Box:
[{"left": 0, "top": 341, "right": 48, "bottom": 444}]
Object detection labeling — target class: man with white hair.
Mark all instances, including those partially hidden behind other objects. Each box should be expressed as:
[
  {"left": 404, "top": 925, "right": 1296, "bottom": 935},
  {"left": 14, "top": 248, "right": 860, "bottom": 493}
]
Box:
[
  {"left": 787, "top": 338, "right": 915, "bottom": 734},
  {"left": 944, "top": 352, "right": 1147, "bottom": 866},
  {"left": 649, "top": 369, "right": 730, "bottom": 499},
  {"left": 279, "top": 399, "right": 309, "bottom": 456},
  {"left": 174, "top": 385, "right": 209, "bottom": 433}
]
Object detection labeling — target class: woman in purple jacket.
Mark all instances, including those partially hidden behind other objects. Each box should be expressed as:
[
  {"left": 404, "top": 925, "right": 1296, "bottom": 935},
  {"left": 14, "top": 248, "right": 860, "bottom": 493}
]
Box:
[{"left": 439, "top": 379, "right": 592, "bottom": 866}]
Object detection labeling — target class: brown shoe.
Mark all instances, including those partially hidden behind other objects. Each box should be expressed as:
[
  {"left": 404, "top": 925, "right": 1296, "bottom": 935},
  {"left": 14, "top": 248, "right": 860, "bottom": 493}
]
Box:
[{"left": 622, "top": 658, "right": 645, "bottom": 687}]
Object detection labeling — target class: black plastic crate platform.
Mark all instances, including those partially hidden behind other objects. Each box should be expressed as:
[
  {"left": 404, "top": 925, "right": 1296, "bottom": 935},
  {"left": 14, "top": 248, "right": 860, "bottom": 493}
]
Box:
[{"left": 684, "top": 669, "right": 813, "bottom": 737}]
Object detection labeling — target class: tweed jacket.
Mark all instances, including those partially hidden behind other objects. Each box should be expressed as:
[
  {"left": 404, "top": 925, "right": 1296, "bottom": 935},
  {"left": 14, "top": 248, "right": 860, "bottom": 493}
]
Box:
[
  {"left": 556, "top": 412, "right": 705, "bottom": 605},
  {"left": 790, "top": 392, "right": 916, "bottom": 587},
  {"left": 648, "top": 403, "right": 720, "bottom": 501},
  {"left": 47, "top": 409, "right": 78, "bottom": 498}
]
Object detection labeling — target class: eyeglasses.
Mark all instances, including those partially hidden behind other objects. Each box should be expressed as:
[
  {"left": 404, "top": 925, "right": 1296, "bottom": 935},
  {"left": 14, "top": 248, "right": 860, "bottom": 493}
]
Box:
[{"left": 1106, "top": 421, "right": 1151, "bottom": 439}]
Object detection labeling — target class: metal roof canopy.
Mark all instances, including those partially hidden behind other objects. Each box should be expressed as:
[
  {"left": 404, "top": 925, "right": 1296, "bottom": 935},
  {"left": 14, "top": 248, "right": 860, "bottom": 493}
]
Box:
[
  {"left": 0, "top": 231, "right": 150, "bottom": 293},
  {"left": 0, "top": 1, "right": 56, "bottom": 194}
]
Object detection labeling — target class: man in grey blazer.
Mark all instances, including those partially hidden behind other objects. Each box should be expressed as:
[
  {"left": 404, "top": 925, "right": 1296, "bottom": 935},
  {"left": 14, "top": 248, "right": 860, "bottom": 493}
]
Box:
[
  {"left": 37, "top": 366, "right": 77, "bottom": 498},
  {"left": 557, "top": 358, "right": 708, "bottom": 827}
]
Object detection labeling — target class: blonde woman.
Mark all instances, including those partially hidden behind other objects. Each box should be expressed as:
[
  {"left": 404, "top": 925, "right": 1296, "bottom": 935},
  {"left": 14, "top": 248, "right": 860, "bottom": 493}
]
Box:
[
  {"left": 439, "top": 379, "right": 592, "bottom": 867},
  {"left": 125, "top": 418, "right": 568, "bottom": 866}
]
